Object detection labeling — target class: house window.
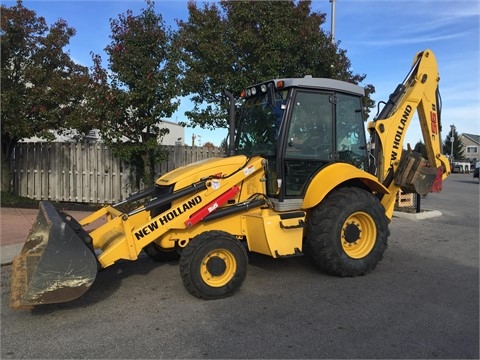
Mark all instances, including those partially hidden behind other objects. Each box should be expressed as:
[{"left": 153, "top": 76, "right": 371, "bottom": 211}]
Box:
[{"left": 467, "top": 146, "right": 478, "bottom": 153}]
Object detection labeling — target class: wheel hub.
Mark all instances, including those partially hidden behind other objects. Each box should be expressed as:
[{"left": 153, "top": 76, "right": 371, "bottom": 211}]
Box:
[
  {"left": 206, "top": 256, "right": 226, "bottom": 276},
  {"left": 341, "top": 212, "right": 377, "bottom": 259},
  {"left": 344, "top": 222, "right": 361, "bottom": 243}
]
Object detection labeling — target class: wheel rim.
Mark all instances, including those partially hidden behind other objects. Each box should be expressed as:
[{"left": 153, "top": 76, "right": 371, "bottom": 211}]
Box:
[
  {"left": 200, "top": 248, "right": 237, "bottom": 287},
  {"left": 341, "top": 211, "right": 377, "bottom": 259}
]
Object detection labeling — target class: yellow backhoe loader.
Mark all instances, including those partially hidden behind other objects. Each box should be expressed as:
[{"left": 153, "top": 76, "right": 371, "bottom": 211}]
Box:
[{"left": 10, "top": 49, "right": 450, "bottom": 309}]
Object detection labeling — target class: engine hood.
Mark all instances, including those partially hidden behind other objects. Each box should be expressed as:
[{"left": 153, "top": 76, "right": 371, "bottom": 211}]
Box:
[{"left": 155, "top": 155, "right": 249, "bottom": 188}]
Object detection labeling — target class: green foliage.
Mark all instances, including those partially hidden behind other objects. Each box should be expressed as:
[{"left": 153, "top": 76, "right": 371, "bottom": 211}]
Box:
[
  {"left": 87, "top": 0, "right": 181, "bottom": 186},
  {"left": 413, "top": 141, "right": 427, "bottom": 158},
  {"left": 1, "top": 0, "right": 91, "bottom": 190},
  {"left": 176, "top": 0, "right": 375, "bottom": 129},
  {"left": 0, "top": 190, "right": 38, "bottom": 208},
  {"left": 1, "top": 0, "right": 377, "bottom": 192},
  {"left": 443, "top": 127, "right": 465, "bottom": 160},
  {"left": 220, "top": 137, "right": 228, "bottom": 154}
]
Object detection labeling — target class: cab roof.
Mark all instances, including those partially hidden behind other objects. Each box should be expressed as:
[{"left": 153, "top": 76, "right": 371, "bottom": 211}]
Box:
[{"left": 274, "top": 76, "right": 365, "bottom": 96}]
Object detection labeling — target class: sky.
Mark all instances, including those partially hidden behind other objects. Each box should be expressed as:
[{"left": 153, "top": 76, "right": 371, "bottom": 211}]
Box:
[{"left": 4, "top": 0, "right": 480, "bottom": 147}]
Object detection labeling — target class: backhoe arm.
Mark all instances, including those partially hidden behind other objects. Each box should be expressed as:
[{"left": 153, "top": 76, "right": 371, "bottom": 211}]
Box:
[{"left": 367, "top": 49, "right": 450, "bottom": 217}]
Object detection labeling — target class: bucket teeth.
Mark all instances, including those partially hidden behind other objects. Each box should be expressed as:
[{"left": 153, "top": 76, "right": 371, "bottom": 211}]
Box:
[{"left": 10, "top": 255, "right": 34, "bottom": 310}]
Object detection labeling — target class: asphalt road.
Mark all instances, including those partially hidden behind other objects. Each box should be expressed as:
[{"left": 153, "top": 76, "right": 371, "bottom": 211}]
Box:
[{"left": 1, "top": 174, "right": 478, "bottom": 359}]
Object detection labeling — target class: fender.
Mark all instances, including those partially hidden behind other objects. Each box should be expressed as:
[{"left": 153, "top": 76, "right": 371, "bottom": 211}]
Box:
[{"left": 302, "top": 163, "right": 389, "bottom": 209}]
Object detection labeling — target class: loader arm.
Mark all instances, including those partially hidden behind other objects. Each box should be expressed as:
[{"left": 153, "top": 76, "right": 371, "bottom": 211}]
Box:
[
  {"left": 367, "top": 49, "right": 450, "bottom": 217},
  {"left": 78, "top": 156, "right": 267, "bottom": 268},
  {"left": 10, "top": 156, "right": 267, "bottom": 309}
]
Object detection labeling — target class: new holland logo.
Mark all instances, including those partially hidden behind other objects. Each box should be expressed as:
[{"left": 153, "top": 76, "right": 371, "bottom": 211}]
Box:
[
  {"left": 134, "top": 196, "right": 202, "bottom": 240},
  {"left": 391, "top": 104, "right": 412, "bottom": 161}
]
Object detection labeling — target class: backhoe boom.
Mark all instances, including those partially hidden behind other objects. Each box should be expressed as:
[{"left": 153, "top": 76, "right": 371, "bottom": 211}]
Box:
[{"left": 368, "top": 49, "right": 450, "bottom": 216}]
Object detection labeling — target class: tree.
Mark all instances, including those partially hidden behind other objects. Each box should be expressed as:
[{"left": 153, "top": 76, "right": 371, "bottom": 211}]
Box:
[
  {"left": 1, "top": 0, "right": 91, "bottom": 191},
  {"left": 175, "top": 0, "right": 375, "bottom": 131},
  {"left": 443, "top": 127, "right": 465, "bottom": 160},
  {"left": 88, "top": 0, "right": 181, "bottom": 187},
  {"left": 413, "top": 141, "right": 428, "bottom": 159},
  {"left": 220, "top": 137, "right": 228, "bottom": 154},
  {"left": 203, "top": 141, "right": 216, "bottom": 150}
]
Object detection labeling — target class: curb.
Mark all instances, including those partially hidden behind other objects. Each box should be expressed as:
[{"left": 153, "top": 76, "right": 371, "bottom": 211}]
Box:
[
  {"left": 1, "top": 243, "right": 23, "bottom": 266},
  {"left": 393, "top": 209, "right": 443, "bottom": 220}
]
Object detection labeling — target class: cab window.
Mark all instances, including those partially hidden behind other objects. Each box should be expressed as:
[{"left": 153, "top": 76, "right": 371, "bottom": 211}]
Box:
[
  {"left": 335, "top": 93, "right": 368, "bottom": 169},
  {"left": 285, "top": 91, "right": 333, "bottom": 160}
]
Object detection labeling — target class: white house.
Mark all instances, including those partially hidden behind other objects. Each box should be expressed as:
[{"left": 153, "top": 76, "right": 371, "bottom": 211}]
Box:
[
  {"left": 460, "top": 133, "right": 479, "bottom": 165},
  {"left": 21, "top": 119, "right": 185, "bottom": 146}
]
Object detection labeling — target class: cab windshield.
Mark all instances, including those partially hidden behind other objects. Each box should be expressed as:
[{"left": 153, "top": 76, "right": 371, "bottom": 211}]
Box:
[{"left": 235, "top": 89, "right": 288, "bottom": 157}]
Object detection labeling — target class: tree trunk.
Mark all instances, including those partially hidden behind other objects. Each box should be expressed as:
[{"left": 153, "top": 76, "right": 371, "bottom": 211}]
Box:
[
  {"left": 1, "top": 135, "right": 16, "bottom": 192},
  {"left": 1, "top": 156, "right": 12, "bottom": 192},
  {"left": 141, "top": 150, "right": 156, "bottom": 188}
]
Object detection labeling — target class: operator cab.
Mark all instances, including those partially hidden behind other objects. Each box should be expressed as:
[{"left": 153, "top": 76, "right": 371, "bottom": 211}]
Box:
[{"left": 235, "top": 76, "right": 367, "bottom": 208}]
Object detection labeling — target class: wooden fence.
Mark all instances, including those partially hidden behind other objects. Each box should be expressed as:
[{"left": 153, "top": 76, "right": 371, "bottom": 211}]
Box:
[{"left": 12, "top": 142, "right": 224, "bottom": 204}]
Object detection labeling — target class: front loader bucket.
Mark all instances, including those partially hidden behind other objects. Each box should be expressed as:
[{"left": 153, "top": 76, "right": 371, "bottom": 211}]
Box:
[{"left": 10, "top": 201, "right": 98, "bottom": 310}]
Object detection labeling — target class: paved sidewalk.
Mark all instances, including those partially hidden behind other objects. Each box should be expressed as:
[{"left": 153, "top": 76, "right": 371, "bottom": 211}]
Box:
[{"left": 0, "top": 207, "right": 102, "bottom": 265}]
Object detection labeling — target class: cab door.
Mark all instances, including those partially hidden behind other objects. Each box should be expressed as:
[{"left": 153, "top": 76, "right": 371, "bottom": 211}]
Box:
[{"left": 282, "top": 90, "right": 334, "bottom": 196}]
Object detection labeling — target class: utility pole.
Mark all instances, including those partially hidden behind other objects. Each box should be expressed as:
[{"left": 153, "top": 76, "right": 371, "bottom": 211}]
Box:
[
  {"left": 450, "top": 124, "right": 455, "bottom": 159},
  {"left": 330, "top": 0, "right": 336, "bottom": 45}
]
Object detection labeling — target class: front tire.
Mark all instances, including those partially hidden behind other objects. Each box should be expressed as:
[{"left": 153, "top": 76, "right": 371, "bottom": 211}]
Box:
[
  {"left": 305, "top": 187, "right": 389, "bottom": 276},
  {"left": 179, "top": 231, "right": 248, "bottom": 299}
]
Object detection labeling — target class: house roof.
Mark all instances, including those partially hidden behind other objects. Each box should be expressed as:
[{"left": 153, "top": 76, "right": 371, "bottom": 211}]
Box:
[{"left": 461, "top": 133, "right": 480, "bottom": 145}]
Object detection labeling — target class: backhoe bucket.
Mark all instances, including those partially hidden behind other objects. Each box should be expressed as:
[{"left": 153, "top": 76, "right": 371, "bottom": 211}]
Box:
[
  {"left": 394, "top": 152, "right": 441, "bottom": 195},
  {"left": 10, "top": 201, "right": 98, "bottom": 310}
]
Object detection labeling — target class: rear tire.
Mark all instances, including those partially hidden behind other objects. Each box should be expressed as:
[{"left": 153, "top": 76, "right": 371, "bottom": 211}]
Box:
[
  {"left": 305, "top": 187, "right": 389, "bottom": 276},
  {"left": 143, "top": 242, "right": 180, "bottom": 262},
  {"left": 179, "top": 231, "right": 248, "bottom": 299}
]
